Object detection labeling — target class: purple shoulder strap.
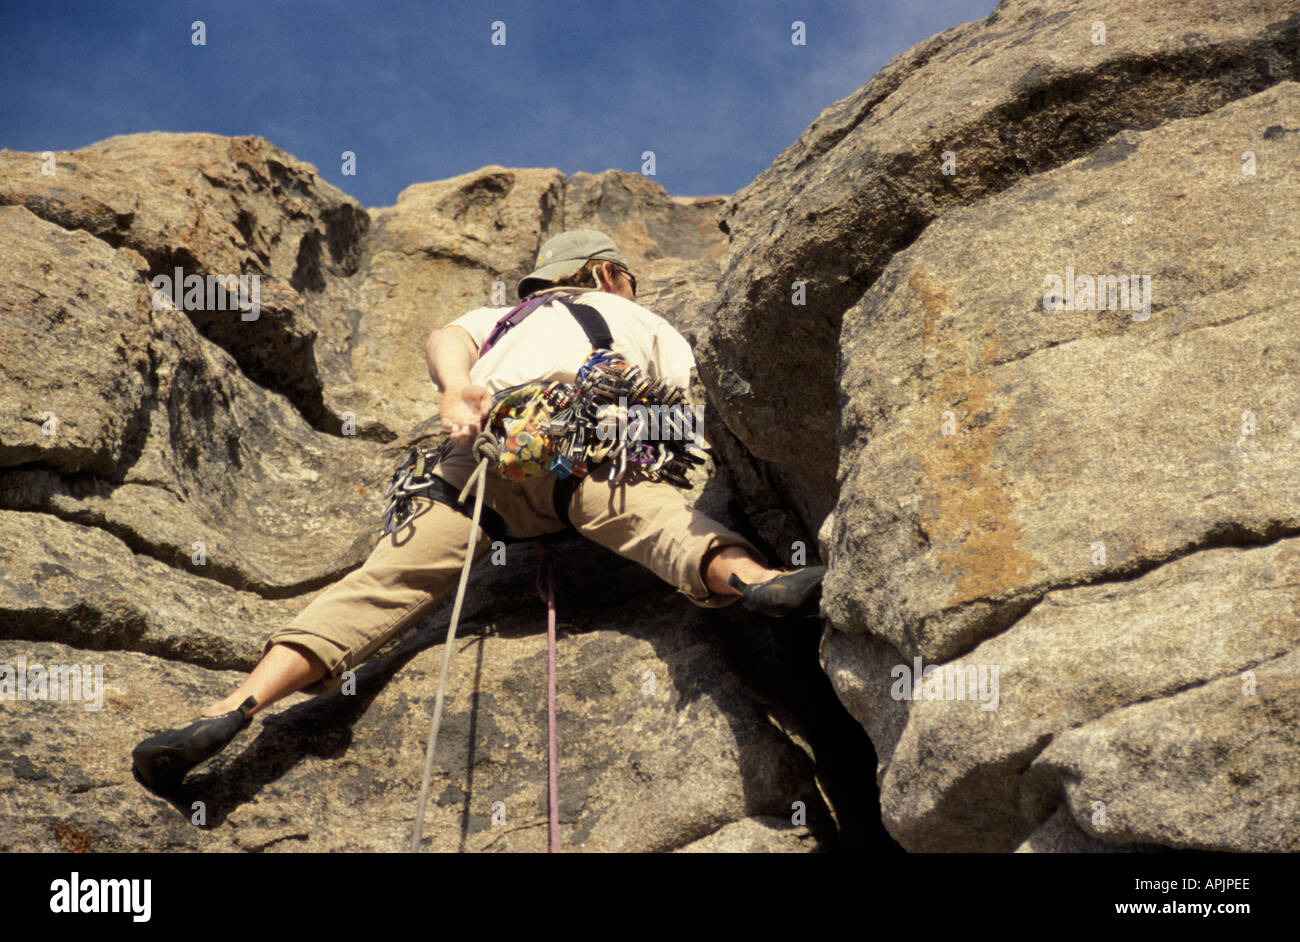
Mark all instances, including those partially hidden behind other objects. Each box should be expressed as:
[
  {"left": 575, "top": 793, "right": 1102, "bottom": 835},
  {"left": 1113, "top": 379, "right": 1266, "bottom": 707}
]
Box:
[{"left": 479, "top": 291, "right": 571, "bottom": 357}]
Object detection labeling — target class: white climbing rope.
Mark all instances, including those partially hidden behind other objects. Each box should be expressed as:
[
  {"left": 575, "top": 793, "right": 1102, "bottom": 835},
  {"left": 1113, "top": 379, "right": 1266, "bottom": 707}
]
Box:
[{"left": 409, "top": 456, "right": 489, "bottom": 852}]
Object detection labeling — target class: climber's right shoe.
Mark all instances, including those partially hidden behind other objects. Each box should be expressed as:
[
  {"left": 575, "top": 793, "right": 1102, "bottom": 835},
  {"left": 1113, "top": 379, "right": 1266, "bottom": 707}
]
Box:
[
  {"left": 727, "top": 566, "right": 828, "bottom": 617},
  {"left": 131, "top": 696, "right": 258, "bottom": 793}
]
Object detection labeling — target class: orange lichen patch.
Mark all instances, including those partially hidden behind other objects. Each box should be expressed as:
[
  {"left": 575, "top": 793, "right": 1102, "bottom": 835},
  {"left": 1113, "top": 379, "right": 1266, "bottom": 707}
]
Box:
[
  {"left": 52, "top": 822, "right": 96, "bottom": 853},
  {"left": 909, "top": 266, "right": 1039, "bottom": 605}
]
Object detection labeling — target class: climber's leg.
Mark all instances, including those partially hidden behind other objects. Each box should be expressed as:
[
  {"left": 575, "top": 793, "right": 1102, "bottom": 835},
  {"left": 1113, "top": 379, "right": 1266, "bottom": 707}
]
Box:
[
  {"left": 564, "top": 466, "right": 779, "bottom": 608},
  {"left": 701, "top": 544, "right": 782, "bottom": 597},
  {"left": 233, "top": 468, "right": 559, "bottom": 713},
  {"left": 132, "top": 495, "right": 494, "bottom": 792},
  {"left": 248, "top": 496, "right": 495, "bottom": 699},
  {"left": 200, "top": 642, "right": 326, "bottom": 718}
]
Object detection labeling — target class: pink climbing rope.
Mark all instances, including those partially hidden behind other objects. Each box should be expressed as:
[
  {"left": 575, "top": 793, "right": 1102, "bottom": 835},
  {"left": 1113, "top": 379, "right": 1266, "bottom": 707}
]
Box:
[{"left": 537, "top": 542, "right": 560, "bottom": 852}]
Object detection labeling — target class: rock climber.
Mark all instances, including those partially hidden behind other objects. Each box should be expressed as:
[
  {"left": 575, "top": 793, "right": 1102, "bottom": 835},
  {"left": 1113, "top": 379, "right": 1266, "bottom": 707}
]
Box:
[{"left": 131, "top": 228, "right": 826, "bottom": 792}]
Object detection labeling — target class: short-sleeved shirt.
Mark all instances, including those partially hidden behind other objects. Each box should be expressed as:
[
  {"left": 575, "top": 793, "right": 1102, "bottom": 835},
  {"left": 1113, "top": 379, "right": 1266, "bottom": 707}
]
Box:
[{"left": 432, "top": 287, "right": 698, "bottom": 489}]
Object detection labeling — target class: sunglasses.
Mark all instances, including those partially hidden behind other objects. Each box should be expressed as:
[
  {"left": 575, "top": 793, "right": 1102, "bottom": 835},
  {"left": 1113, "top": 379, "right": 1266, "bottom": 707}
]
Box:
[{"left": 608, "top": 263, "right": 637, "bottom": 297}]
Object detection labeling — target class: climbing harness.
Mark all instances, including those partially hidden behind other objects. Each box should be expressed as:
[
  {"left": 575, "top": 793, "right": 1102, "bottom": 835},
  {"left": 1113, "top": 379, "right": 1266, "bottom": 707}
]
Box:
[
  {"left": 380, "top": 440, "right": 510, "bottom": 542},
  {"left": 380, "top": 443, "right": 445, "bottom": 536},
  {"left": 380, "top": 437, "right": 589, "bottom": 547}
]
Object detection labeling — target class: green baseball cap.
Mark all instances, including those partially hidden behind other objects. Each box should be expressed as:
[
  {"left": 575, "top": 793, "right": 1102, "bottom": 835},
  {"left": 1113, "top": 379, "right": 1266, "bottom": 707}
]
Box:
[{"left": 517, "top": 229, "right": 630, "bottom": 299}]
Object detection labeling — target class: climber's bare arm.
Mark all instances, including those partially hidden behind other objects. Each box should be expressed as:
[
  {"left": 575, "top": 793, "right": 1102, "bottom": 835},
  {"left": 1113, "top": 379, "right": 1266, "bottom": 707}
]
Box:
[
  {"left": 426, "top": 326, "right": 492, "bottom": 445},
  {"left": 426, "top": 325, "right": 477, "bottom": 392}
]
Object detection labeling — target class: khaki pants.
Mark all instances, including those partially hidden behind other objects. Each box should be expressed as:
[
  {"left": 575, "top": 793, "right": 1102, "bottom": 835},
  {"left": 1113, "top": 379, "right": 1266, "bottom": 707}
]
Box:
[{"left": 264, "top": 464, "right": 766, "bottom": 695}]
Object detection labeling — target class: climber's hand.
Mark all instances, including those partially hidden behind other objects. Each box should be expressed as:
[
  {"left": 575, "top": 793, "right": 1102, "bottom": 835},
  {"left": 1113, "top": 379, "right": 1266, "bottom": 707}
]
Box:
[{"left": 441, "top": 384, "right": 493, "bottom": 447}]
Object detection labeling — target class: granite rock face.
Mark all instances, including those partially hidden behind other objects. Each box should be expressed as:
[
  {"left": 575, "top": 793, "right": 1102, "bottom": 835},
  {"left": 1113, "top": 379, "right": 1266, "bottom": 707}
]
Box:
[
  {"left": 1, "top": 584, "right": 824, "bottom": 853},
  {"left": 803, "top": 16, "right": 1300, "bottom": 850},
  {"left": 0, "top": 134, "right": 369, "bottom": 437},
  {"left": 0, "top": 203, "right": 382, "bottom": 596}
]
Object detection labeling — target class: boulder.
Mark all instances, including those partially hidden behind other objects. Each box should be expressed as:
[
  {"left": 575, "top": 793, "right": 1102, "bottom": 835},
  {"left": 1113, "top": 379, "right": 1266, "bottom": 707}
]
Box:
[
  {"left": 827, "top": 81, "right": 1300, "bottom": 663},
  {"left": 0, "top": 206, "right": 384, "bottom": 594},
  {"left": 822, "top": 82, "right": 1300, "bottom": 852},
  {"left": 0, "top": 134, "right": 369, "bottom": 435},
  {"left": 0, "top": 206, "right": 152, "bottom": 476},
  {"left": 1023, "top": 650, "right": 1300, "bottom": 853}
]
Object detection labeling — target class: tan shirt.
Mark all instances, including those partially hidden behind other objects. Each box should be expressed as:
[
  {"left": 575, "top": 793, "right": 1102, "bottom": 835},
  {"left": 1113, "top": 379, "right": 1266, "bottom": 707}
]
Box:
[{"left": 432, "top": 287, "right": 698, "bottom": 489}]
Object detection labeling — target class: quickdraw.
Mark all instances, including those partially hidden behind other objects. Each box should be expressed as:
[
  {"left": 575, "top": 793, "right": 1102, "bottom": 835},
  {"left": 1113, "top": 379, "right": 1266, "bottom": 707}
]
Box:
[{"left": 378, "top": 442, "right": 449, "bottom": 536}]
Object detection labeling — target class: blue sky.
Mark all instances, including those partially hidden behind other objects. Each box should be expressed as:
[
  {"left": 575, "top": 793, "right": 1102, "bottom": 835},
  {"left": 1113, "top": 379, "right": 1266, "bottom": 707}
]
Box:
[{"left": 0, "top": 0, "right": 996, "bottom": 208}]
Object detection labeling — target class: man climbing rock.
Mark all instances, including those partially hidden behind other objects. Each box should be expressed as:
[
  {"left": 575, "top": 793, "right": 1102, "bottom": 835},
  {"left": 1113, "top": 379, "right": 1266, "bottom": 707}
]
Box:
[{"left": 131, "top": 229, "right": 826, "bottom": 793}]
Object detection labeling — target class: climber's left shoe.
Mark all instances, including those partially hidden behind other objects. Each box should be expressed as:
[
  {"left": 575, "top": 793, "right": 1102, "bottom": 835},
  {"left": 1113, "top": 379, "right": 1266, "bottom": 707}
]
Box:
[
  {"left": 131, "top": 696, "right": 257, "bottom": 793},
  {"left": 727, "top": 566, "right": 827, "bottom": 617}
]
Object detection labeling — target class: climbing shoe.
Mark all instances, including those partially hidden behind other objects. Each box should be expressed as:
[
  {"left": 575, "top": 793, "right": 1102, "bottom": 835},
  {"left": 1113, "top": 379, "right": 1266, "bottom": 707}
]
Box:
[
  {"left": 727, "top": 566, "right": 828, "bottom": 618},
  {"left": 131, "top": 696, "right": 258, "bottom": 792}
]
